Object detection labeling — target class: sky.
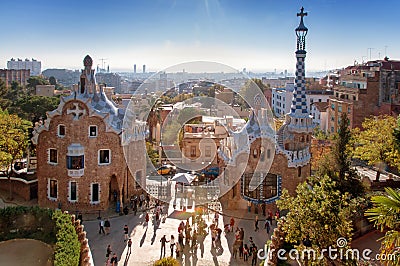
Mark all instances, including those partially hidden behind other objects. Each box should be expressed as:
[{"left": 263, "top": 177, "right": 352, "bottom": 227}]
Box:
[{"left": 1, "top": 0, "right": 400, "bottom": 73}]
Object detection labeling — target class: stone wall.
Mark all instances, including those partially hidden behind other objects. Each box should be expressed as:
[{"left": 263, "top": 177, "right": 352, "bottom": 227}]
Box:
[
  {"left": 71, "top": 213, "right": 92, "bottom": 266},
  {"left": 0, "top": 177, "right": 37, "bottom": 201}
]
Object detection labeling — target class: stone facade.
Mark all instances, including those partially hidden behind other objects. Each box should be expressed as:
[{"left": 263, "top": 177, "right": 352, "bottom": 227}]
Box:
[{"left": 32, "top": 55, "right": 147, "bottom": 212}]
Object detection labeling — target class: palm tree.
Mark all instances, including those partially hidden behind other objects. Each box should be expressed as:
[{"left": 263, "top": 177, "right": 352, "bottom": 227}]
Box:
[{"left": 365, "top": 187, "right": 400, "bottom": 265}]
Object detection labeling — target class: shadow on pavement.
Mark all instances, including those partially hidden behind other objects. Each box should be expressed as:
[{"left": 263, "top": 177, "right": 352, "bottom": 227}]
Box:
[{"left": 140, "top": 227, "right": 147, "bottom": 247}]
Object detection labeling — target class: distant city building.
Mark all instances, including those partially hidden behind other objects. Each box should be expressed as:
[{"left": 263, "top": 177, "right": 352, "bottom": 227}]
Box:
[
  {"left": 95, "top": 72, "right": 121, "bottom": 92},
  {"left": 327, "top": 57, "right": 400, "bottom": 133},
  {"left": 271, "top": 83, "right": 294, "bottom": 117},
  {"left": 36, "top": 85, "right": 55, "bottom": 97},
  {"left": 311, "top": 102, "right": 329, "bottom": 131},
  {"left": 134, "top": 64, "right": 137, "bottom": 74},
  {"left": 272, "top": 82, "right": 332, "bottom": 122},
  {"left": 32, "top": 55, "right": 147, "bottom": 212},
  {"left": 143, "top": 64, "right": 146, "bottom": 73},
  {"left": 0, "top": 69, "right": 30, "bottom": 87},
  {"left": 7, "top": 58, "right": 41, "bottom": 76},
  {"left": 262, "top": 77, "right": 294, "bottom": 88}
]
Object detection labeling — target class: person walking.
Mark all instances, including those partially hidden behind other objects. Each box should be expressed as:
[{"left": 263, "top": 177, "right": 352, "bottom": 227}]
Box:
[
  {"left": 99, "top": 218, "right": 105, "bottom": 235},
  {"left": 230, "top": 217, "right": 235, "bottom": 232},
  {"left": 145, "top": 212, "right": 150, "bottom": 225},
  {"left": 160, "top": 235, "right": 169, "bottom": 258},
  {"left": 232, "top": 240, "right": 238, "bottom": 259},
  {"left": 110, "top": 253, "right": 118, "bottom": 266},
  {"left": 77, "top": 212, "right": 83, "bottom": 222},
  {"left": 127, "top": 238, "right": 132, "bottom": 254},
  {"left": 175, "top": 242, "right": 181, "bottom": 258},
  {"left": 178, "top": 230, "right": 184, "bottom": 248},
  {"left": 191, "top": 229, "right": 197, "bottom": 251},
  {"left": 106, "top": 245, "right": 112, "bottom": 264},
  {"left": 251, "top": 244, "right": 258, "bottom": 266},
  {"left": 254, "top": 215, "right": 259, "bottom": 232},
  {"left": 123, "top": 224, "right": 129, "bottom": 241},
  {"left": 265, "top": 219, "right": 271, "bottom": 234},
  {"left": 243, "top": 244, "right": 249, "bottom": 261},
  {"left": 104, "top": 218, "right": 111, "bottom": 235},
  {"left": 170, "top": 235, "right": 175, "bottom": 257}
]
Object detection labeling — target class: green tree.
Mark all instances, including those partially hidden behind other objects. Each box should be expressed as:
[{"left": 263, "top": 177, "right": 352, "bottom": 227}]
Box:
[
  {"left": 146, "top": 141, "right": 159, "bottom": 167},
  {"left": 17, "top": 95, "right": 60, "bottom": 122},
  {"left": 49, "top": 76, "right": 57, "bottom": 86},
  {"left": 352, "top": 115, "right": 400, "bottom": 181},
  {"left": 52, "top": 210, "right": 80, "bottom": 266},
  {"left": 0, "top": 110, "right": 32, "bottom": 199},
  {"left": 332, "top": 113, "right": 364, "bottom": 197},
  {"left": 365, "top": 188, "right": 400, "bottom": 265},
  {"left": 277, "top": 175, "right": 353, "bottom": 265},
  {"left": 26, "top": 76, "right": 49, "bottom": 94}
]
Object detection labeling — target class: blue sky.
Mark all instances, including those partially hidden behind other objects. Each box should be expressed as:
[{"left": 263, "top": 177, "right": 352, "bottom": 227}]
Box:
[{"left": 1, "top": 0, "right": 400, "bottom": 72}]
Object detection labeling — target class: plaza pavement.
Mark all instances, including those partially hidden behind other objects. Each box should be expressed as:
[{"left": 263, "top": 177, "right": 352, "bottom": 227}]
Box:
[
  {"left": 83, "top": 200, "right": 275, "bottom": 266},
  {"left": 0, "top": 187, "right": 384, "bottom": 266}
]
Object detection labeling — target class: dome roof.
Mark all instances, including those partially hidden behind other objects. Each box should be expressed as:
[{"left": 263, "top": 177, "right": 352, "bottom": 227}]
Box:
[{"left": 83, "top": 55, "right": 93, "bottom": 67}]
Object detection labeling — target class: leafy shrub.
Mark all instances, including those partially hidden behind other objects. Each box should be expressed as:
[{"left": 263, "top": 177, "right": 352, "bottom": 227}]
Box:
[
  {"left": 0, "top": 206, "right": 55, "bottom": 243},
  {"left": 52, "top": 210, "right": 80, "bottom": 266},
  {"left": 154, "top": 257, "right": 180, "bottom": 266}
]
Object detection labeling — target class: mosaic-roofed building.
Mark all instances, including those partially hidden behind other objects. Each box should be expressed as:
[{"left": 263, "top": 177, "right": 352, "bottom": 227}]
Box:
[
  {"left": 32, "top": 55, "right": 147, "bottom": 211},
  {"left": 219, "top": 8, "right": 313, "bottom": 211}
]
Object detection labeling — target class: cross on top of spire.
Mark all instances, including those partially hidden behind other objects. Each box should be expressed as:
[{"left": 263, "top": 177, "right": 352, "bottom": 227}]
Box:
[
  {"left": 297, "top": 7, "right": 307, "bottom": 18},
  {"left": 295, "top": 6, "right": 308, "bottom": 35}
]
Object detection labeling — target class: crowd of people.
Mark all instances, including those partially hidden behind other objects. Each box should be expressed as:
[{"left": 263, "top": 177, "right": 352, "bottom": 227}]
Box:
[{"left": 99, "top": 191, "right": 280, "bottom": 265}]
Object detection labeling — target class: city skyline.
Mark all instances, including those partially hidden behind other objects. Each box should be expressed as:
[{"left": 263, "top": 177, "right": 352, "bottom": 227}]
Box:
[{"left": 2, "top": 0, "right": 400, "bottom": 73}]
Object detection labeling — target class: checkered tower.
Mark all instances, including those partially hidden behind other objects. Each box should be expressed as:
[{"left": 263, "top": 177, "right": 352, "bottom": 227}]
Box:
[{"left": 286, "top": 7, "right": 314, "bottom": 133}]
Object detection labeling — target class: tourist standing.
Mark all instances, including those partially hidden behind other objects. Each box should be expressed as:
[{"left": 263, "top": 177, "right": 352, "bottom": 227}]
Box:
[
  {"left": 160, "top": 235, "right": 169, "bottom": 258},
  {"left": 123, "top": 224, "right": 129, "bottom": 241},
  {"left": 243, "top": 244, "right": 249, "bottom": 261},
  {"left": 254, "top": 215, "right": 259, "bottom": 231},
  {"left": 104, "top": 218, "right": 111, "bottom": 235},
  {"left": 230, "top": 217, "right": 235, "bottom": 232},
  {"left": 127, "top": 238, "right": 132, "bottom": 254},
  {"left": 77, "top": 212, "right": 83, "bottom": 222},
  {"left": 110, "top": 253, "right": 118, "bottom": 266},
  {"left": 106, "top": 245, "right": 112, "bottom": 264},
  {"left": 99, "top": 218, "right": 105, "bottom": 235},
  {"left": 191, "top": 230, "right": 197, "bottom": 251},
  {"left": 251, "top": 244, "right": 258, "bottom": 266},
  {"left": 170, "top": 235, "right": 175, "bottom": 257},
  {"left": 265, "top": 219, "right": 271, "bottom": 234}
]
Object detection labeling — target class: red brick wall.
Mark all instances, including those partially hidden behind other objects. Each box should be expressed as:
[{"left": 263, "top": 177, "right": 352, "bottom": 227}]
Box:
[
  {"left": 37, "top": 100, "right": 146, "bottom": 211},
  {"left": 0, "top": 178, "right": 36, "bottom": 201}
]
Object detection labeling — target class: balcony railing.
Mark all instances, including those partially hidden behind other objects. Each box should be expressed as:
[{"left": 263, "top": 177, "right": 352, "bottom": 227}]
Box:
[{"left": 68, "top": 168, "right": 84, "bottom": 177}]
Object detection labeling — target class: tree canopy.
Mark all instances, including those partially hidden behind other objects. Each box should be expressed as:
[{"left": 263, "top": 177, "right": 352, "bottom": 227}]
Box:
[
  {"left": 0, "top": 79, "right": 60, "bottom": 123},
  {"left": 365, "top": 188, "right": 400, "bottom": 265},
  {"left": 0, "top": 110, "right": 32, "bottom": 198},
  {"left": 352, "top": 115, "right": 400, "bottom": 180},
  {"left": 277, "top": 175, "right": 353, "bottom": 265}
]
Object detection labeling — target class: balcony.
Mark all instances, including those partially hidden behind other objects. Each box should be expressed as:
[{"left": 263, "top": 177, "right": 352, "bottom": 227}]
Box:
[{"left": 68, "top": 168, "right": 84, "bottom": 177}]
